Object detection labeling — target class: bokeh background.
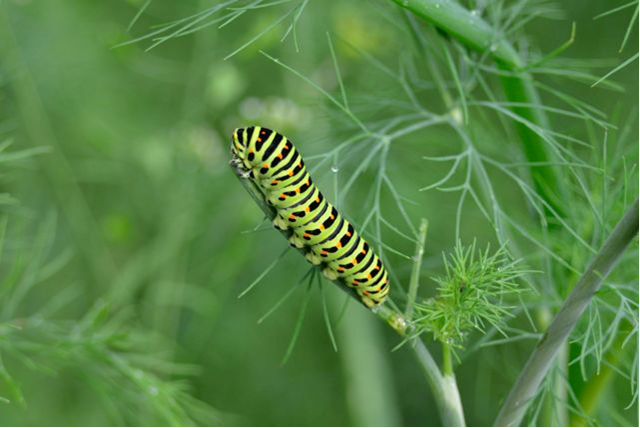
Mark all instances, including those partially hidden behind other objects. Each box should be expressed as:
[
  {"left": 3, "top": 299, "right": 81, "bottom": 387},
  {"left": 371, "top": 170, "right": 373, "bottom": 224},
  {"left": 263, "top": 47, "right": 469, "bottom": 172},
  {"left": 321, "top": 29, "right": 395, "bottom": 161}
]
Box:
[{"left": 0, "top": 0, "right": 638, "bottom": 426}]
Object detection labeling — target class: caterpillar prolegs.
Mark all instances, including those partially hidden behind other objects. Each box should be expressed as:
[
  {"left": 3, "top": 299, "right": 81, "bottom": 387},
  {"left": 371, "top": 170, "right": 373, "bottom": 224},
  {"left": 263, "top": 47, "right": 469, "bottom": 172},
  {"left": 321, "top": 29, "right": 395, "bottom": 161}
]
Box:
[{"left": 230, "top": 126, "right": 389, "bottom": 308}]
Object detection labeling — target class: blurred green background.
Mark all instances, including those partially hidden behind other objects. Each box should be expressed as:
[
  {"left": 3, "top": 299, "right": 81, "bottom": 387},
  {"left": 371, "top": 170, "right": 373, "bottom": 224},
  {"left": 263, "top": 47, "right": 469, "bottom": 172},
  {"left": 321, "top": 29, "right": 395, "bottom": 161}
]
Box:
[{"left": 0, "top": 0, "right": 637, "bottom": 426}]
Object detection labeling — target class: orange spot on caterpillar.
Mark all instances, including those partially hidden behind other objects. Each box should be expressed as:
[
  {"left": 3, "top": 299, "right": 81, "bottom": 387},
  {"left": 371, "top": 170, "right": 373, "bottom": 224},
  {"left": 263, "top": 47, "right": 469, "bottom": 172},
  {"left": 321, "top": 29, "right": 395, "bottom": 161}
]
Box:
[
  {"left": 315, "top": 197, "right": 320, "bottom": 202},
  {"left": 288, "top": 215, "right": 295, "bottom": 221},
  {"left": 257, "top": 137, "right": 262, "bottom": 142},
  {"left": 305, "top": 206, "right": 310, "bottom": 213},
  {"left": 262, "top": 163, "right": 269, "bottom": 169},
  {"left": 346, "top": 231, "right": 352, "bottom": 237},
  {"left": 321, "top": 250, "right": 328, "bottom": 256},
  {"left": 288, "top": 171, "right": 294, "bottom": 177},
  {"left": 336, "top": 242, "right": 342, "bottom": 249},
  {"left": 363, "top": 291, "right": 370, "bottom": 296},
  {"left": 319, "top": 225, "right": 325, "bottom": 231},
  {"left": 303, "top": 233, "right": 311, "bottom": 238},
  {"left": 367, "top": 273, "right": 372, "bottom": 280},
  {"left": 351, "top": 259, "right": 357, "bottom": 265},
  {"left": 337, "top": 267, "right": 345, "bottom": 272},
  {"left": 361, "top": 249, "right": 366, "bottom": 254},
  {"left": 271, "top": 180, "right": 278, "bottom": 185},
  {"left": 374, "top": 265, "right": 380, "bottom": 270},
  {"left": 330, "top": 214, "right": 335, "bottom": 220},
  {"left": 295, "top": 188, "right": 301, "bottom": 194},
  {"left": 277, "top": 153, "right": 283, "bottom": 159}
]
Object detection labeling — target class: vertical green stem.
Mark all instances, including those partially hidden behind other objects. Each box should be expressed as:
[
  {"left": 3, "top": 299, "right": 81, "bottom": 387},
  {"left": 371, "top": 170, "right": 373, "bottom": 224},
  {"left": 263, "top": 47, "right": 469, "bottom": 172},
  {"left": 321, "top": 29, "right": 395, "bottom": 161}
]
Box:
[
  {"left": 405, "top": 218, "right": 429, "bottom": 321},
  {"left": 442, "top": 342, "right": 453, "bottom": 376},
  {"left": 497, "top": 67, "right": 565, "bottom": 218},
  {"left": 438, "top": 341, "right": 464, "bottom": 426},
  {"left": 389, "top": 0, "right": 566, "bottom": 217},
  {"left": 410, "top": 339, "right": 466, "bottom": 427}
]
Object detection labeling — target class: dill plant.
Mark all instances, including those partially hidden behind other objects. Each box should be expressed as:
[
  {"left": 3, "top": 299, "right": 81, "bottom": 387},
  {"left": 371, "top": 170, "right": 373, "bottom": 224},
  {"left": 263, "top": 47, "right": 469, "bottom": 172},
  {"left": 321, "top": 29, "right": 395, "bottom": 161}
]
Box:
[
  {"left": 0, "top": 0, "right": 633, "bottom": 426},
  {"left": 119, "top": 0, "right": 638, "bottom": 425},
  {"left": 0, "top": 29, "right": 220, "bottom": 422},
  {"left": 414, "top": 242, "right": 528, "bottom": 349},
  {"left": 0, "top": 146, "right": 220, "bottom": 425}
]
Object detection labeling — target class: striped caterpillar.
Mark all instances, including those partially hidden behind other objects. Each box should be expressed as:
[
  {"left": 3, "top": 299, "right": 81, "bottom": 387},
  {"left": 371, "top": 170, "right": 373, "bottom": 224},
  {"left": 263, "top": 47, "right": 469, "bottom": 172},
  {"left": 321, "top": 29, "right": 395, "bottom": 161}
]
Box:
[{"left": 230, "top": 126, "right": 389, "bottom": 308}]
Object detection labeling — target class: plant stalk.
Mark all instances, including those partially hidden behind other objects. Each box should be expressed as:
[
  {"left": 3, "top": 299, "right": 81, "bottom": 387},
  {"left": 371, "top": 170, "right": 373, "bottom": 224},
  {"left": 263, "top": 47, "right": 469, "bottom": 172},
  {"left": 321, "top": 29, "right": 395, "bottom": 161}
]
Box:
[
  {"left": 390, "top": 0, "right": 566, "bottom": 217},
  {"left": 494, "top": 198, "right": 639, "bottom": 427},
  {"left": 412, "top": 339, "right": 466, "bottom": 427},
  {"left": 442, "top": 342, "right": 453, "bottom": 376},
  {"left": 405, "top": 218, "right": 428, "bottom": 321}
]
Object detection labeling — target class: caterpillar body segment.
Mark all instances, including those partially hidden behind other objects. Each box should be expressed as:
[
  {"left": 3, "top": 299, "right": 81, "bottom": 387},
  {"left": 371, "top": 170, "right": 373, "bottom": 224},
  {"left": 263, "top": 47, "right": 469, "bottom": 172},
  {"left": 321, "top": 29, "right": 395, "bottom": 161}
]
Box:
[{"left": 230, "top": 126, "right": 389, "bottom": 308}]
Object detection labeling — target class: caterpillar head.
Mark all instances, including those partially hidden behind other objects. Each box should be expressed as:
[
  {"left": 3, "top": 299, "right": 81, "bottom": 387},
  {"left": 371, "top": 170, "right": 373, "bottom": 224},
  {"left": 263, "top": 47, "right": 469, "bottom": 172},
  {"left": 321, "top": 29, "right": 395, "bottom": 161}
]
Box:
[{"left": 230, "top": 128, "right": 247, "bottom": 160}]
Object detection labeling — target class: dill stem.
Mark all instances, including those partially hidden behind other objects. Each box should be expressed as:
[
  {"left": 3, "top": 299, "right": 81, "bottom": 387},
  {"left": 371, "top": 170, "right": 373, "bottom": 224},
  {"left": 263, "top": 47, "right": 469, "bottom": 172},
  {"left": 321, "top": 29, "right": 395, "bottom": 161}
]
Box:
[
  {"left": 390, "top": 0, "right": 566, "bottom": 218},
  {"left": 497, "top": 68, "right": 565, "bottom": 219},
  {"left": 442, "top": 342, "right": 453, "bottom": 376},
  {"left": 412, "top": 339, "right": 466, "bottom": 427},
  {"left": 375, "top": 238, "right": 465, "bottom": 427},
  {"left": 405, "top": 218, "right": 429, "bottom": 321},
  {"left": 494, "top": 198, "right": 639, "bottom": 427},
  {"left": 541, "top": 341, "right": 568, "bottom": 426}
]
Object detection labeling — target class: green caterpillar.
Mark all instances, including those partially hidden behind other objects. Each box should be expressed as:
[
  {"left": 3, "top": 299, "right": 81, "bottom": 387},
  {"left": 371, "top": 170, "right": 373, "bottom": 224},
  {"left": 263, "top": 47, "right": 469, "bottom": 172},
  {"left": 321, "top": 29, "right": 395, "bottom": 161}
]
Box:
[{"left": 230, "top": 126, "right": 389, "bottom": 308}]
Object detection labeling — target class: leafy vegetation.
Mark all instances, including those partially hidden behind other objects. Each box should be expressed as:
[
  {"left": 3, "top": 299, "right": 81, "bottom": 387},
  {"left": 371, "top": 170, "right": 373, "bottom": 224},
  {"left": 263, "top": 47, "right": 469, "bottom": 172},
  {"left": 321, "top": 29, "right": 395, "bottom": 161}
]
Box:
[{"left": 0, "top": 0, "right": 637, "bottom": 426}]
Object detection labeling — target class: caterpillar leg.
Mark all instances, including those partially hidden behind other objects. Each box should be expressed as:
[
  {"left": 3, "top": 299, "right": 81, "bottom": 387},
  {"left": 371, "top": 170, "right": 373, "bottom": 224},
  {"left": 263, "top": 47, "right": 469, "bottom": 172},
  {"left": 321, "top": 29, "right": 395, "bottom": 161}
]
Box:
[
  {"left": 359, "top": 293, "right": 375, "bottom": 309},
  {"left": 288, "top": 233, "right": 305, "bottom": 249},
  {"left": 321, "top": 266, "right": 338, "bottom": 281},
  {"left": 304, "top": 251, "right": 322, "bottom": 266},
  {"left": 272, "top": 215, "right": 289, "bottom": 231}
]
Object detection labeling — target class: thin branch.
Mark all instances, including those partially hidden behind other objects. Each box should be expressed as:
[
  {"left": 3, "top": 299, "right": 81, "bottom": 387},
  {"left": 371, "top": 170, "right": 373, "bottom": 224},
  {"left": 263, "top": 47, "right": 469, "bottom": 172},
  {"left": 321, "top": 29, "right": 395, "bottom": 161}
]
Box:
[{"left": 405, "top": 218, "right": 429, "bottom": 321}]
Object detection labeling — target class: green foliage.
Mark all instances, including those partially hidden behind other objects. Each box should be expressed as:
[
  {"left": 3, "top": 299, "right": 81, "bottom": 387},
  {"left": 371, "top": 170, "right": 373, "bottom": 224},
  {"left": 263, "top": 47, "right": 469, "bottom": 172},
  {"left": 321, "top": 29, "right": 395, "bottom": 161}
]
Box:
[
  {"left": 415, "top": 242, "right": 528, "bottom": 347},
  {"left": 0, "top": 0, "right": 637, "bottom": 426},
  {"left": 0, "top": 145, "right": 219, "bottom": 425}
]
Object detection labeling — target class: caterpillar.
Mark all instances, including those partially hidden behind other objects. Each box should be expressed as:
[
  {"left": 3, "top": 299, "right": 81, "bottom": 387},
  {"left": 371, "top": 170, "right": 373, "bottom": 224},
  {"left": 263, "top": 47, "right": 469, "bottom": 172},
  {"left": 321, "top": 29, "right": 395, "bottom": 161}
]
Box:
[{"left": 230, "top": 126, "right": 389, "bottom": 308}]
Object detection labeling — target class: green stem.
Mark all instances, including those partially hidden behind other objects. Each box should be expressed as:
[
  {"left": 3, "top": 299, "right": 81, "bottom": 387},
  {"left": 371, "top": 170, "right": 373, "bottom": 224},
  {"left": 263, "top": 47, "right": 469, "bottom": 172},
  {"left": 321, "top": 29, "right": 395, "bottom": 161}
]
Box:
[
  {"left": 405, "top": 218, "right": 428, "bottom": 321},
  {"left": 494, "top": 199, "right": 639, "bottom": 427},
  {"left": 541, "top": 341, "right": 568, "bottom": 426},
  {"left": 390, "top": 0, "right": 566, "bottom": 217},
  {"left": 412, "top": 339, "right": 466, "bottom": 427},
  {"left": 537, "top": 306, "right": 568, "bottom": 426},
  {"left": 390, "top": 0, "right": 521, "bottom": 67},
  {"left": 497, "top": 67, "right": 565, "bottom": 219},
  {"left": 442, "top": 342, "right": 453, "bottom": 376}
]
